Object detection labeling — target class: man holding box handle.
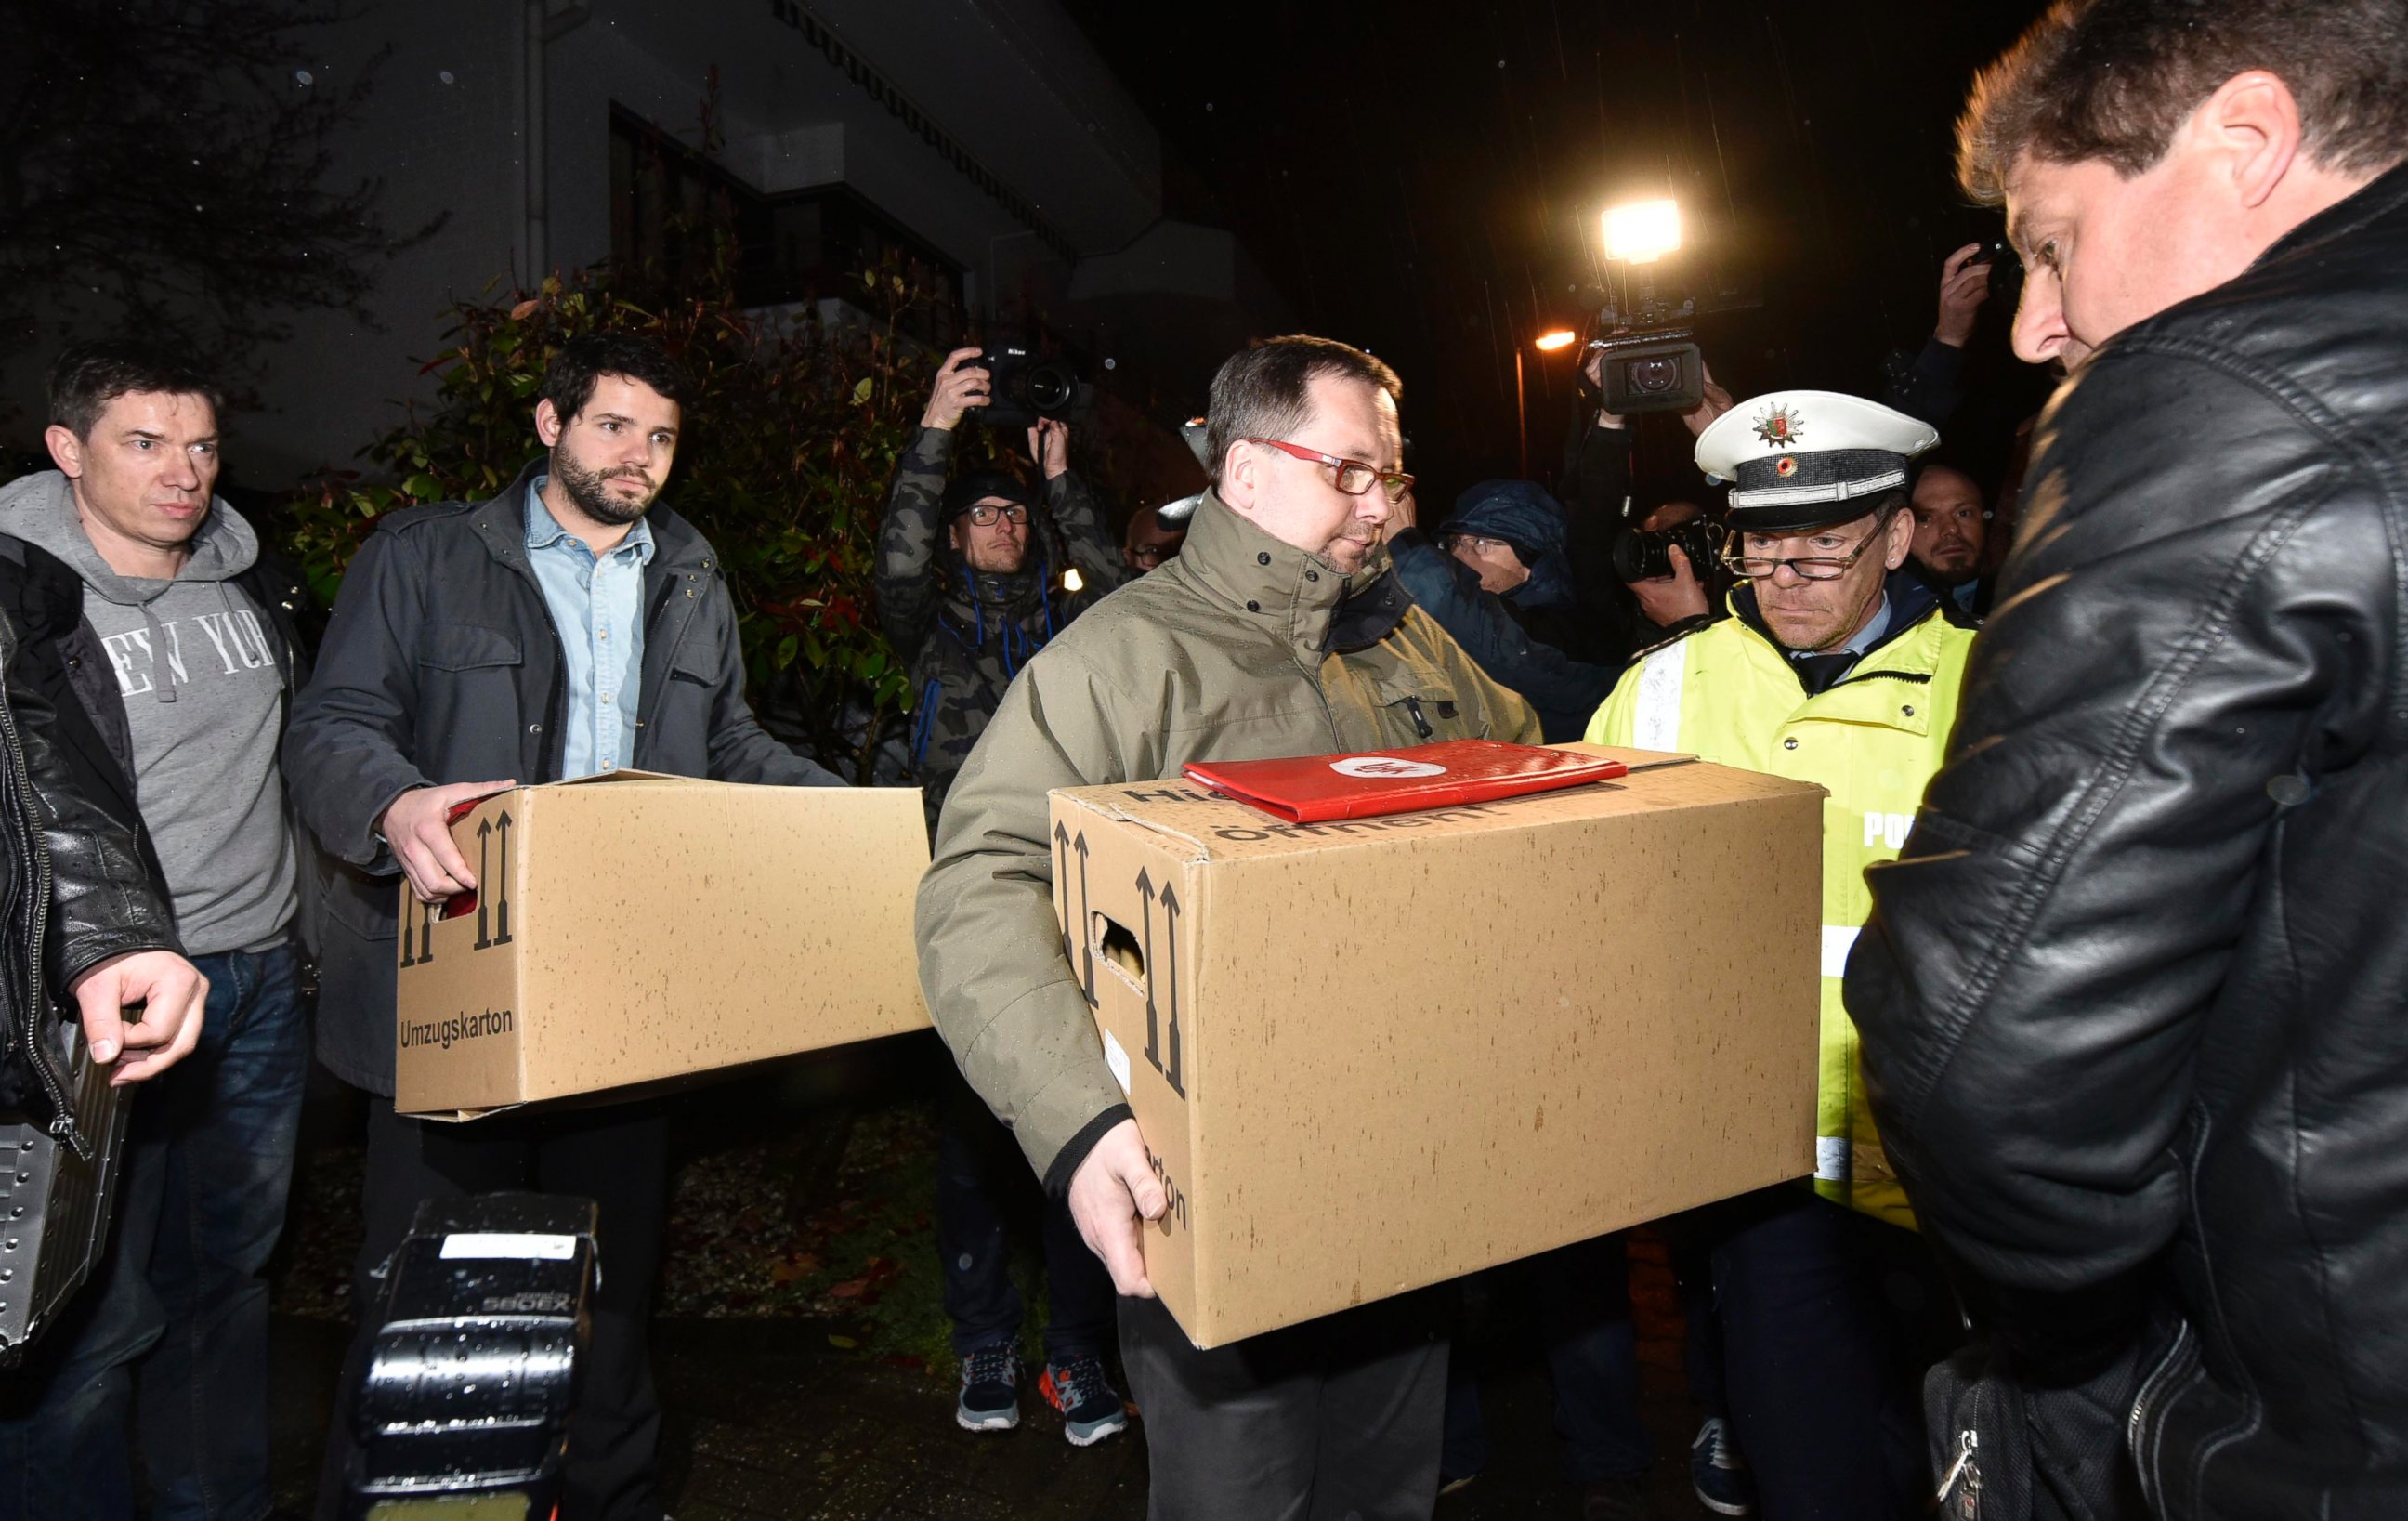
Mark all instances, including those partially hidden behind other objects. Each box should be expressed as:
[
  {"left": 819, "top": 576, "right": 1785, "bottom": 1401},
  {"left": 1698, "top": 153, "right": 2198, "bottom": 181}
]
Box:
[
  {"left": 917, "top": 334, "right": 1538, "bottom": 1519},
  {"left": 286, "top": 333, "right": 841, "bottom": 1521}
]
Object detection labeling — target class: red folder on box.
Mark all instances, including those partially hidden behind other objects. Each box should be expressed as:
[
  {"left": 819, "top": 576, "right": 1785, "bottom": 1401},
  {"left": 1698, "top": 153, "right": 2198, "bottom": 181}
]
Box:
[{"left": 1182, "top": 741, "right": 1628, "bottom": 823}]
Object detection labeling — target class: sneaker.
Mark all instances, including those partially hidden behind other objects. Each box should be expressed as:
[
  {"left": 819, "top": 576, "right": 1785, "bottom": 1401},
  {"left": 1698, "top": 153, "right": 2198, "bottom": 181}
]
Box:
[
  {"left": 1039, "top": 1353, "right": 1130, "bottom": 1447},
  {"left": 956, "top": 1343, "right": 1021, "bottom": 1433},
  {"left": 1691, "top": 1415, "right": 1758, "bottom": 1516}
]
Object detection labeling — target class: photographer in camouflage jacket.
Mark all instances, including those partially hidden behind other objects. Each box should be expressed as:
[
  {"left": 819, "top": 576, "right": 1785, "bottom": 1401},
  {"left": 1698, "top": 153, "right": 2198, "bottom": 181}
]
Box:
[{"left": 876, "top": 348, "right": 1124, "bottom": 836}]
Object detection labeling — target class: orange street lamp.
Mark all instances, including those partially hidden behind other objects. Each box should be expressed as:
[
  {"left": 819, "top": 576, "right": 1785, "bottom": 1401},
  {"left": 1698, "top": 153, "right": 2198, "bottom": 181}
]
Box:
[{"left": 1517, "top": 331, "right": 1583, "bottom": 477}]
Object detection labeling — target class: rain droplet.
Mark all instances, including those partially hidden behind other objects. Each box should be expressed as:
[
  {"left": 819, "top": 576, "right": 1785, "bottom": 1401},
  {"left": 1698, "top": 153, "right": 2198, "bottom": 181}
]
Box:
[
  {"left": 294, "top": 69, "right": 313, "bottom": 85},
  {"left": 1103, "top": 357, "right": 1117, "bottom": 371},
  {"left": 438, "top": 70, "right": 456, "bottom": 85}
]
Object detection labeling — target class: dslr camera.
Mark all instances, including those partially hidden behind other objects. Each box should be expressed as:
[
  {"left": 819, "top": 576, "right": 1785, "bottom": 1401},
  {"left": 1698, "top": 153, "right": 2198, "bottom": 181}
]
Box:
[
  {"left": 1580, "top": 287, "right": 1704, "bottom": 416},
  {"left": 1966, "top": 238, "right": 2025, "bottom": 311},
  {"left": 1611, "top": 518, "right": 1721, "bottom": 583},
  {"left": 968, "top": 342, "right": 1080, "bottom": 430}
]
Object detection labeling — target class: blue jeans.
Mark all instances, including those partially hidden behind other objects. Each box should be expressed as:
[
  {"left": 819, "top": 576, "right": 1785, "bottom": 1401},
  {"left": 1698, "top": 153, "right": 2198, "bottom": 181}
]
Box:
[
  {"left": 936, "top": 1077, "right": 1116, "bottom": 1365},
  {"left": 1709, "top": 1185, "right": 1951, "bottom": 1521},
  {"left": 0, "top": 943, "right": 307, "bottom": 1521}
]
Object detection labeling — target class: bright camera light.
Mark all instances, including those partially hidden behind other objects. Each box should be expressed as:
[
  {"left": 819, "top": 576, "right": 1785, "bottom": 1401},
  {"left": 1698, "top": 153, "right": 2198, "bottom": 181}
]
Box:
[
  {"left": 1062, "top": 567, "right": 1084, "bottom": 593},
  {"left": 1533, "top": 330, "right": 1579, "bottom": 352},
  {"left": 1603, "top": 199, "right": 1682, "bottom": 264}
]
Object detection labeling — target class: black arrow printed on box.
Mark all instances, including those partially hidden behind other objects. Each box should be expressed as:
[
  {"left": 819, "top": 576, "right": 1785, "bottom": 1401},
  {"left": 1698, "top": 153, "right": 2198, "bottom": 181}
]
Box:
[
  {"left": 399, "top": 897, "right": 438, "bottom": 968},
  {"left": 1073, "top": 829, "right": 1096, "bottom": 1008},
  {"left": 493, "top": 810, "right": 515, "bottom": 945},
  {"left": 1053, "top": 821, "right": 1072, "bottom": 964},
  {"left": 1135, "top": 866, "right": 1161, "bottom": 1078},
  {"left": 474, "top": 818, "right": 494, "bottom": 949},
  {"left": 1158, "top": 879, "right": 1184, "bottom": 1097}
]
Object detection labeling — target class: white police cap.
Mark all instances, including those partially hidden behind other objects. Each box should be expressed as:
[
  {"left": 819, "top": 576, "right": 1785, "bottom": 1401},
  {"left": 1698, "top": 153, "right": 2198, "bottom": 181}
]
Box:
[{"left": 1695, "top": 390, "right": 1938, "bottom": 532}]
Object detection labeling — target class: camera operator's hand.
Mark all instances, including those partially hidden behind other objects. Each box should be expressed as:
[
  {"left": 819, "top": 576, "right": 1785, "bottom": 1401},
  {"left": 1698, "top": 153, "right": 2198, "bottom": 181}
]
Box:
[
  {"left": 72, "top": 950, "right": 207, "bottom": 1085},
  {"left": 1067, "top": 1117, "right": 1167, "bottom": 1297},
  {"left": 1935, "top": 243, "right": 1993, "bottom": 348},
  {"left": 1582, "top": 350, "right": 1631, "bottom": 430},
  {"left": 1682, "top": 362, "right": 1734, "bottom": 438},
  {"left": 1631, "top": 544, "right": 1712, "bottom": 627},
  {"left": 1027, "top": 417, "right": 1071, "bottom": 481},
  {"left": 381, "top": 780, "right": 517, "bottom": 903},
  {"left": 921, "top": 347, "right": 991, "bottom": 431}
]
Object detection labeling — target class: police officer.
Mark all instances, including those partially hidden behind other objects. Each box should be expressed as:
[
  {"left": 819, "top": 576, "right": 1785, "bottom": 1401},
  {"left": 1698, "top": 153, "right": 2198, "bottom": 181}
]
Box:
[{"left": 1587, "top": 391, "right": 1972, "bottom": 1521}]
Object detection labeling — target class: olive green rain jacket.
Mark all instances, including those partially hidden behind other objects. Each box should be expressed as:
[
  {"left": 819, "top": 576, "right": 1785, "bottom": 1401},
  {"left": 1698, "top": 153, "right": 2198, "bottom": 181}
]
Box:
[{"left": 915, "top": 492, "right": 1542, "bottom": 1189}]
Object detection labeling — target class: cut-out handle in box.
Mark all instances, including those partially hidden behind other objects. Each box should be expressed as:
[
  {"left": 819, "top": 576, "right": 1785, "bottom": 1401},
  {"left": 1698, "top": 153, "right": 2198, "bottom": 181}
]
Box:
[{"left": 1092, "top": 889, "right": 1185, "bottom": 1099}]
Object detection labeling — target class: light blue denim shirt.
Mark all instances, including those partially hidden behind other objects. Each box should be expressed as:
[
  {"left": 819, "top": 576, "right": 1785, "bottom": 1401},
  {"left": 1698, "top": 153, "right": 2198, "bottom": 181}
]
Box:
[{"left": 525, "top": 479, "right": 653, "bottom": 778}]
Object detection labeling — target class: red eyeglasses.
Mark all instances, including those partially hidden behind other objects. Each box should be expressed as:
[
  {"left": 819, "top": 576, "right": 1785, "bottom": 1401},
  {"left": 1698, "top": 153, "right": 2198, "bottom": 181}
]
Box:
[{"left": 1244, "top": 438, "right": 1415, "bottom": 503}]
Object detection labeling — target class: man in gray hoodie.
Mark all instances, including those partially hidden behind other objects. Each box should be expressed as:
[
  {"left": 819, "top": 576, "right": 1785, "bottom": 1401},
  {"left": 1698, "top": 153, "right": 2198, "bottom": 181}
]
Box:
[{"left": 0, "top": 342, "right": 309, "bottom": 1521}]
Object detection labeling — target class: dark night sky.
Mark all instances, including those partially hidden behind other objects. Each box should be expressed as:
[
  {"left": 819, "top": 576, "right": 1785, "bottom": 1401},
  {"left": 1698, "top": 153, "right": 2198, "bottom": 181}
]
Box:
[{"left": 1064, "top": 0, "right": 2052, "bottom": 506}]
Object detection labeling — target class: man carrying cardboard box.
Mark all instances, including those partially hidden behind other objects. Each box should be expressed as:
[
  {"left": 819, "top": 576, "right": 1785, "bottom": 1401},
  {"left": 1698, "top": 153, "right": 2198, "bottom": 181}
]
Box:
[
  {"left": 286, "top": 333, "right": 842, "bottom": 1521},
  {"left": 917, "top": 334, "right": 1540, "bottom": 1518}
]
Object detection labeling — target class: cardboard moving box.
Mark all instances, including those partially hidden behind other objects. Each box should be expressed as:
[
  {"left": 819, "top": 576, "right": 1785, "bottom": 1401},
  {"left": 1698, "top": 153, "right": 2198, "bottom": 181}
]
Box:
[
  {"left": 1050, "top": 745, "right": 1824, "bottom": 1348},
  {"left": 396, "top": 772, "right": 929, "bottom": 1120}
]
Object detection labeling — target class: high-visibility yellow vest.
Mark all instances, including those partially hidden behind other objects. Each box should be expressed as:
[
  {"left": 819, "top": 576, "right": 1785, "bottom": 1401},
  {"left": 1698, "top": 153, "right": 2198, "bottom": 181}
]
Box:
[{"left": 1587, "top": 601, "right": 1973, "bottom": 1229}]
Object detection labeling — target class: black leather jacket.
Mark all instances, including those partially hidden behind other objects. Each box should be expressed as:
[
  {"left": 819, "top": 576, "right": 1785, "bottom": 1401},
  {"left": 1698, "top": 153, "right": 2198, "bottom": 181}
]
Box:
[
  {"left": 1846, "top": 160, "right": 2408, "bottom": 1518},
  {"left": 0, "top": 615, "right": 179, "bottom": 1150},
  {"left": 0, "top": 531, "right": 310, "bottom": 902}
]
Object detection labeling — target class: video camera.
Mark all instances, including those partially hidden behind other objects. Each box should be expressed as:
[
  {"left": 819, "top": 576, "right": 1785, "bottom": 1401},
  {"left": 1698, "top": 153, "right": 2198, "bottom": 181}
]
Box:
[
  {"left": 1579, "top": 287, "right": 1706, "bottom": 417},
  {"left": 338, "top": 1193, "right": 598, "bottom": 1521},
  {"left": 967, "top": 343, "right": 1080, "bottom": 431},
  {"left": 1611, "top": 518, "right": 1722, "bottom": 583}
]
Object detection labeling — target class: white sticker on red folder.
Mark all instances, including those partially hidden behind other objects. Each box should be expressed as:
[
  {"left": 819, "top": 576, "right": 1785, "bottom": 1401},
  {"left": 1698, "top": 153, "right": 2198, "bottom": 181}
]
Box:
[{"left": 1329, "top": 757, "right": 1446, "bottom": 779}]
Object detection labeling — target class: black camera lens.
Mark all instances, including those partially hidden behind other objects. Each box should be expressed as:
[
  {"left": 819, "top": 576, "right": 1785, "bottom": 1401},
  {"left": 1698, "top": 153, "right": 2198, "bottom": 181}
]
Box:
[
  {"left": 1987, "top": 245, "right": 2025, "bottom": 310},
  {"left": 1027, "top": 361, "right": 1077, "bottom": 414},
  {"left": 1611, "top": 519, "right": 1721, "bottom": 583},
  {"left": 1627, "top": 356, "right": 1680, "bottom": 395}
]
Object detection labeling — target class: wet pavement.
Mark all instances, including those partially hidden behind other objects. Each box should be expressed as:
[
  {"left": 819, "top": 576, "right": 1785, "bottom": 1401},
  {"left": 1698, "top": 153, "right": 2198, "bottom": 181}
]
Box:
[
  {"left": 269, "top": 1308, "right": 1709, "bottom": 1520},
  {"left": 264, "top": 1042, "right": 1720, "bottom": 1519}
]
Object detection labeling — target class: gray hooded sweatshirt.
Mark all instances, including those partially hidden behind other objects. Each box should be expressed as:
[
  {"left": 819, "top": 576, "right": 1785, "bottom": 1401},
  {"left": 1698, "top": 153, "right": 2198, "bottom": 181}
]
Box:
[{"left": 0, "top": 472, "right": 295, "bottom": 957}]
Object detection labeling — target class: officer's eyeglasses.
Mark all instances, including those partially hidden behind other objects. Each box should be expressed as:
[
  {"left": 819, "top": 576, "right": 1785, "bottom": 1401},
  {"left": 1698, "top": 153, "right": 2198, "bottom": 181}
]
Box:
[
  {"left": 964, "top": 503, "right": 1030, "bottom": 527},
  {"left": 1721, "top": 520, "right": 1889, "bottom": 582},
  {"left": 1245, "top": 438, "right": 1415, "bottom": 503}
]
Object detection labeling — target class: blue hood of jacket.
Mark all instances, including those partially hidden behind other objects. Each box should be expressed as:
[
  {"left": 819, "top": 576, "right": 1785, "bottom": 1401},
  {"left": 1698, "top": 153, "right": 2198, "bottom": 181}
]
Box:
[{"left": 1438, "top": 479, "right": 1577, "bottom": 612}]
